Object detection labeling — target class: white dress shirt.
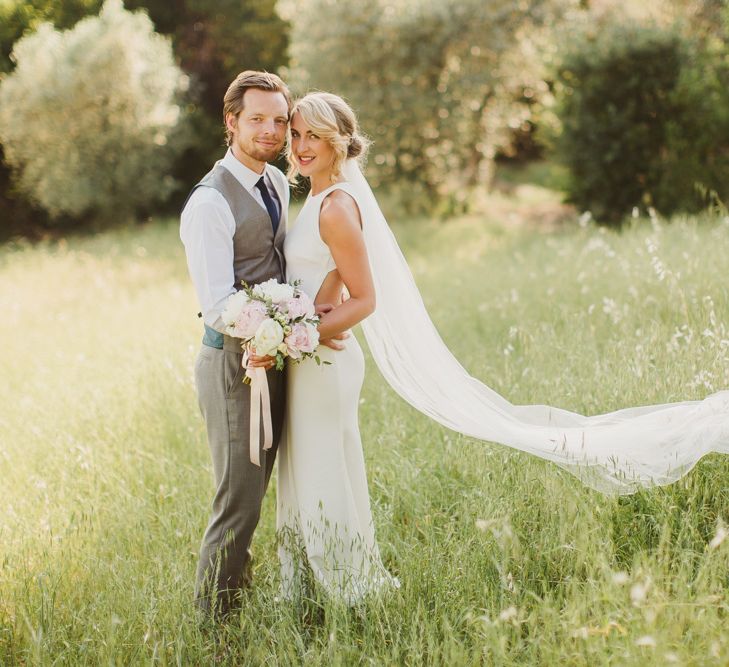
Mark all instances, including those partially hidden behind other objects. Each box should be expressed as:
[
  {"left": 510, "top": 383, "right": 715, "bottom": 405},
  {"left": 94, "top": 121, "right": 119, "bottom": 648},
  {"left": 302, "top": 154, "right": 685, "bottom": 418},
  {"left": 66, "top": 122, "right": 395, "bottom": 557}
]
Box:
[{"left": 180, "top": 148, "right": 288, "bottom": 333}]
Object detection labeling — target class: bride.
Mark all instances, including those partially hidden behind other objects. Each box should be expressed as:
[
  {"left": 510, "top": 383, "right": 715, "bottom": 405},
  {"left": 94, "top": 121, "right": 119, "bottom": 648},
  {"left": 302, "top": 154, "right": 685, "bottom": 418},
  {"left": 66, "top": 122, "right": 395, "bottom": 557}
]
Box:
[
  {"left": 253, "top": 91, "right": 729, "bottom": 602},
  {"left": 276, "top": 92, "right": 399, "bottom": 602}
]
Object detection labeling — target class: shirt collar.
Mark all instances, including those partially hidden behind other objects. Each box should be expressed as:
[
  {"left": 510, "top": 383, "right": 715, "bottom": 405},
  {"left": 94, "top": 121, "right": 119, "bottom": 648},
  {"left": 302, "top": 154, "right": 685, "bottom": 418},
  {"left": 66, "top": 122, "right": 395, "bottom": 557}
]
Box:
[{"left": 221, "top": 147, "right": 271, "bottom": 193}]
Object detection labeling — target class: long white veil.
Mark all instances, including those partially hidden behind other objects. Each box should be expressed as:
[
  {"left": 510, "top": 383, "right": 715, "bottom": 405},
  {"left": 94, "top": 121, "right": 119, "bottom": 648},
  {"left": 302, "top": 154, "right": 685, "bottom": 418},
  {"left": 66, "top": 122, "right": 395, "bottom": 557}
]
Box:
[{"left": 341, "top": 159, "right": 729, "bottom": 494}]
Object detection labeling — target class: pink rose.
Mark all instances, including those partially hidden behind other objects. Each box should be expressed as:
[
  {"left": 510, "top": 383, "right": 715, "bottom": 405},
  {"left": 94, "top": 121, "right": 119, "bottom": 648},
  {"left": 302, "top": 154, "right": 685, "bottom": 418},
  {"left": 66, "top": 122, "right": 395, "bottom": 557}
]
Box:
[
  {"left": 232, "top": 301, "right": 267, "bottom": 339},
  {"left": 285, "top": 293, "right": 315, "bottom": 320},
  {"left": 285, "top": 322, "right": 319, "bottom": 359}
]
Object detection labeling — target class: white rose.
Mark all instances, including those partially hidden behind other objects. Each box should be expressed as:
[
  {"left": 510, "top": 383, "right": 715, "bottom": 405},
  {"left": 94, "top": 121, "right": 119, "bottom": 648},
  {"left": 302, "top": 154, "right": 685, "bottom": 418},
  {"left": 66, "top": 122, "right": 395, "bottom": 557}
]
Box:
[
  {"left": 304, "top": 322, "right": 320, "bottom": 351},
  {"left": 221, "top": 290, "right": 249, "bottom": 325},
  {"left": 253, "top": 318, "right": 284, "bottom": 356},
  {"left": 253, "top": 278, "right": 295, "bottom": 304}
]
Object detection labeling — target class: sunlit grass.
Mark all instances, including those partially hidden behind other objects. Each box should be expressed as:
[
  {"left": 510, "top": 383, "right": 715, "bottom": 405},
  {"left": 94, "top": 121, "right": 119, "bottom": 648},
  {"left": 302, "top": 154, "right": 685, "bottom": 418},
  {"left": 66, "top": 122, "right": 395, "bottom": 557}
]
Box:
[{"left": 1, "top": 210, "right": 728, "bottom": 665}]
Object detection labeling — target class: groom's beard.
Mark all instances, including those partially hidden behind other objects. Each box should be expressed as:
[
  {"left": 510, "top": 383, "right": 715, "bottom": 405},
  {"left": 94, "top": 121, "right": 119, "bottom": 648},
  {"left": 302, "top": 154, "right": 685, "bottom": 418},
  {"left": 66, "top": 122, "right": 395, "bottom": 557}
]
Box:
[{"left": 240, "top": 137, "right": 284, "bottom": 164}]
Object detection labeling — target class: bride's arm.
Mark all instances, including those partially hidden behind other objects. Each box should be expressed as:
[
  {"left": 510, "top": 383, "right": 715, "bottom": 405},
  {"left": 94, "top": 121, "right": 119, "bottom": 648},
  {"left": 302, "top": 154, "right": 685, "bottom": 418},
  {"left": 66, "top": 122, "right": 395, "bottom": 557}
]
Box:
[{"left": 316, "top": 191, "right": 375, "bottom": 340}]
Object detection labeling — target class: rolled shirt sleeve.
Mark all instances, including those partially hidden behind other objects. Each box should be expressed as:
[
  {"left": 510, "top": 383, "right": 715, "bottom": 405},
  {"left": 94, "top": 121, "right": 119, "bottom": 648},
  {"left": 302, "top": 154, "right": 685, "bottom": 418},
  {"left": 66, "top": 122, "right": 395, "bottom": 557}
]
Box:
[{"left": 180, "top": 188, "right": 237, "bottom": 334}]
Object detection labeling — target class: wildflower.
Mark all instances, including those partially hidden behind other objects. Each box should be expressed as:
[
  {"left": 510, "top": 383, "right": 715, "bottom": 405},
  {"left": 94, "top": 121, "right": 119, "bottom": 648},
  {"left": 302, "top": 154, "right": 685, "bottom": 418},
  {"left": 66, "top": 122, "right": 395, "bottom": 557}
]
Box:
[
  {"left": 709, "top": 521, "right": 727, "bottom": 550},
  {"left": 498, "top": 606, "right": 518, "bottom": 623},
  {"left": 611, "top": 571, "right": 629, "bottom": 585},
  {"left": 630, "top": 578, "right": 651, "bottom": 606}
]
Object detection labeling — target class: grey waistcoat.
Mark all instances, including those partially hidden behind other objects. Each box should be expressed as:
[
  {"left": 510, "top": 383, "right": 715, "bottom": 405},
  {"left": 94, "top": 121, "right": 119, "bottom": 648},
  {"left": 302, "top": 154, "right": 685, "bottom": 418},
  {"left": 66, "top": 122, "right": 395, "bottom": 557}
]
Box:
[{"left": 184, "top": 161, "right": 287, "bottom": 350}]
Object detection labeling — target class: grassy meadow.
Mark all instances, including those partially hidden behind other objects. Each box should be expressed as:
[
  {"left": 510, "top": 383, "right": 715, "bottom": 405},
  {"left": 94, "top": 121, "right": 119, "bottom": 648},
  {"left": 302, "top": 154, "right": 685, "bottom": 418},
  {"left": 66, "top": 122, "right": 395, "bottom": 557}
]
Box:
[{"left": 1, "top": 182, "right": 729, "bottom": 665}]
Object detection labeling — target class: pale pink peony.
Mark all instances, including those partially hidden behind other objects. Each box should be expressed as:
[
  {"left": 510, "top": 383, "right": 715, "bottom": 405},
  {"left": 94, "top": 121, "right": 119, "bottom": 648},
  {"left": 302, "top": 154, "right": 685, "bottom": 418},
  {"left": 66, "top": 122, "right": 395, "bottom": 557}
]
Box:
[
  {"left": 285, "top": 292, "right": 315, "bottom": 320},
  {"left": 231, "top": 301, "right": 267, "bottom": 339},
  {"left": 285, "top": 322, "right": 318, "bottom": 359}
]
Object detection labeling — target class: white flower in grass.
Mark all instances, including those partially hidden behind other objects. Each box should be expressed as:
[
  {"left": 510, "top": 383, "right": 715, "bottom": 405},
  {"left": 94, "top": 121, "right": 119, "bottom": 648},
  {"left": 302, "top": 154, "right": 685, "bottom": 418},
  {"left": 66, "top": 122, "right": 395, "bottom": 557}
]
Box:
[
  {"left": 635, "top": 635, "right": 657, "bottom": 648},
  {"left": 611, "top": 571, "right": 629, "bottom": 585},
  {"left": 498, "top": 606, "right": 518, "bottom": 623},
  {"left": 630, "top": 578, "right": 651, "bottom": 606},
  {"left": 475, "top": 614, "right": 492, "bottom": 625},
  {"left": 709, "top": 521, "right": 727, "bottom": 549}
]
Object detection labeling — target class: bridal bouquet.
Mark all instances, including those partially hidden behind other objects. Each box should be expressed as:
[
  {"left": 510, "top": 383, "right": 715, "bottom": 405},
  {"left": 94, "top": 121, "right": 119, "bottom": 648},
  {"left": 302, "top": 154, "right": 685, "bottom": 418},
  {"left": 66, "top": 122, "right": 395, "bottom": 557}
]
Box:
[
  {"left": 221, "top": 278, "right": 321, "bottom": 467},
  {"left": 221, "top": 278, "right": 321, "bottom": 371}
]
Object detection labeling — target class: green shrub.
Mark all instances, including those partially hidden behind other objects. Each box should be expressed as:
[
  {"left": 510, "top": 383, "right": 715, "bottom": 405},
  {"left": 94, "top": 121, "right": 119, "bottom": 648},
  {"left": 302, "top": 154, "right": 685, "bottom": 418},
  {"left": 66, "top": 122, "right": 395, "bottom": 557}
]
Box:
[
  {"left": 555, "top": 22, "right": 729, "bottom": 225},
  {"left": 0, "top": 0, "right": 185, "bottom": 226},
  {"left": 659, "top": 38, "right": 729, "bottom": 214}
]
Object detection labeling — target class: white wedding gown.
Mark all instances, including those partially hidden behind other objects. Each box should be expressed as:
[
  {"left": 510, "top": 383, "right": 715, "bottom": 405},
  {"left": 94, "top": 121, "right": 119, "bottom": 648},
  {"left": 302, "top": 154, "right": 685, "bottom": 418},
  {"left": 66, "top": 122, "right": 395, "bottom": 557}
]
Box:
[
  {"left": 278, "top": 182, "right": 398, "bottom": 602},
  {"left": 277, "top": 161, "right": 729, "bottom": 599}
]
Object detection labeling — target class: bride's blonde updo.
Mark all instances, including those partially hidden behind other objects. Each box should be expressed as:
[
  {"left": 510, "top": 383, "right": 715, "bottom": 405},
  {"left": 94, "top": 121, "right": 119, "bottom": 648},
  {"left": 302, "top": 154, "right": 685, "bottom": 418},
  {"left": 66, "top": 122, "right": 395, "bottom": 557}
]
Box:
[{"left": 287, "top": 92, "right": 369, "bottom": 184}]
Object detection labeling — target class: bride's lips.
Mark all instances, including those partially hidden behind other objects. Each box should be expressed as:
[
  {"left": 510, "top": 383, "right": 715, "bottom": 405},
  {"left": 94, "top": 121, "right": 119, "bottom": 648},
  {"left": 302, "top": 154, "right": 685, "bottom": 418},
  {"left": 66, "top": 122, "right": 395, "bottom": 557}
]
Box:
[{"left": 297, "top": 156, "right": 315, "bottom": 166}]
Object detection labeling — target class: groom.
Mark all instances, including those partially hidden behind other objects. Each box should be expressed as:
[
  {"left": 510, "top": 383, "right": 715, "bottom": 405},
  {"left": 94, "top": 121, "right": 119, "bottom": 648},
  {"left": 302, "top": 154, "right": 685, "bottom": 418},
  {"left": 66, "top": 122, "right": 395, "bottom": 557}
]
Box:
[{"left": 180, "top": 70, "right": 292, "bottom": 617}]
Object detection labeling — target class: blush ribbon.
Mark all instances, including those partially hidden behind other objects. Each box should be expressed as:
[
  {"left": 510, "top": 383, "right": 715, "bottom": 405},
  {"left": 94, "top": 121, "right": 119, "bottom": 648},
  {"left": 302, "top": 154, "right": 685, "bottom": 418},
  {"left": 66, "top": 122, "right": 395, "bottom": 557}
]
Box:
[{"left": 242, "top": 347, "right": 273, "bottom": 466}]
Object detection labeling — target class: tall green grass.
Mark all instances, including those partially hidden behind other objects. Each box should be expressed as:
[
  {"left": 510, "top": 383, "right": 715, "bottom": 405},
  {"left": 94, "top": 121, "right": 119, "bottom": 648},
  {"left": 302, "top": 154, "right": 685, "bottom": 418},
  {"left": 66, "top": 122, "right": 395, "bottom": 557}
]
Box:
[{"left": 1, "top": 210, "right": 728, "bottom": 665}]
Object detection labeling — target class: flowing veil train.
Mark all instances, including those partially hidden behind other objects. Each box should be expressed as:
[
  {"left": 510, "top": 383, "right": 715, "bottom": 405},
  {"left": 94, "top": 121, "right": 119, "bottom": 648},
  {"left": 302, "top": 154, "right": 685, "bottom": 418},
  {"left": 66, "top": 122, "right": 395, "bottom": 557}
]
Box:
[{"left": 342, "top": 160, "right": 729, "bottom": 494}]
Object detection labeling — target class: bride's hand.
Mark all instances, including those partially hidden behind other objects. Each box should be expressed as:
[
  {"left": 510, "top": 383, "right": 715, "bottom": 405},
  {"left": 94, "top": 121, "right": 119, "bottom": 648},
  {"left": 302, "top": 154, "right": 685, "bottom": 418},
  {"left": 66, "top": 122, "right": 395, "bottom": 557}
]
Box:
[
  {"left": 315, "top": 303, "right": 335, "bottom": 317},
  {"left": 320, "top": 330, "right": 350, "bottom": 351},
  {"left": 315, "top": 300, "right": 351, "bottom": 350}
]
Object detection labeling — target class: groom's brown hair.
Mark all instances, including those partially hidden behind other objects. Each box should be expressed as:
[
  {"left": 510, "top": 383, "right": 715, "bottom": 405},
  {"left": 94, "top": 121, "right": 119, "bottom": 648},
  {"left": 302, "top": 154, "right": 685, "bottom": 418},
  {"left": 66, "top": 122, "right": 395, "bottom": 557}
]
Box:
[{"left": 223, "top": 70, "right": 291, "bottom": 146}]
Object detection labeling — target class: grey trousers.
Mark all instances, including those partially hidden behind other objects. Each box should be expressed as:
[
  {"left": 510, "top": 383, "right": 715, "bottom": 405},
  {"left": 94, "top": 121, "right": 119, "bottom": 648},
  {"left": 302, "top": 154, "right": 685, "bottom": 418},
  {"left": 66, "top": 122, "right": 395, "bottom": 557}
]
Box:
[{"left": 193, "top": 342, "right": 285, "bottom": 616}]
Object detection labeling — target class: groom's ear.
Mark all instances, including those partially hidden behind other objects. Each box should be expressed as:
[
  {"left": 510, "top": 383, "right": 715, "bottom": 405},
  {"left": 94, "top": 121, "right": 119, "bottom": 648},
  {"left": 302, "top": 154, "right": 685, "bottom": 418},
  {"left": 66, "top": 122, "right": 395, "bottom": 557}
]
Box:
[{"left": 225, "top": 112, "right": 238, "bottom": 134}]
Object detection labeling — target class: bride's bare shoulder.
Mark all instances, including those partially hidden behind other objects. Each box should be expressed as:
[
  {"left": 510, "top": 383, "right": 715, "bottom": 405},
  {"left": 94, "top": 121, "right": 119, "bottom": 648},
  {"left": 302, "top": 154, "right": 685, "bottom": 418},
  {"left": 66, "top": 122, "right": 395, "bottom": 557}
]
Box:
[{"left": 319, "top": 188, "right": 362, "bottom": 233}]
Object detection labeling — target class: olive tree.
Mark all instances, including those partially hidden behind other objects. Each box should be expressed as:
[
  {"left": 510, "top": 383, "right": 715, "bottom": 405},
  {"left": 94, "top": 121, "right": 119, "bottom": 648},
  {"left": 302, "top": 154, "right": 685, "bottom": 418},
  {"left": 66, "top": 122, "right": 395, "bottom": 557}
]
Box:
[
  {"left": 284, "top": 0, "right": 556, "bottom": 212},
  {"left": 0, "top": 0, "right": 185, "bottom": 224}
]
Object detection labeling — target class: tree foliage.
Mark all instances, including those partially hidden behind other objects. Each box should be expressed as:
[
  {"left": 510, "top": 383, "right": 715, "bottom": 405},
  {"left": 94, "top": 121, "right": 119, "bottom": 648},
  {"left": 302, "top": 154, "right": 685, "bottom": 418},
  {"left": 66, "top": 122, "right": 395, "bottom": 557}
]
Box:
[
  {"left": 0, "top": 0, "right": 103, "bottom": 73},
  {"left": 125, "top": 0, "right": 287, "bottom": 117},
  {"left": 0, "top": 0, "right": 288, "bottom": 114},
  {"left": 0, "top": 0, "right": 106, "bottom": 234},
  {"left": 284, "top": 0, "right": 555, "bottom": 213},
  {"left": 122, "top": 0, "right": 289, "bottom": 186},
  {"left": 0, "top": 0, "right": 289, "bottom": 231},
  {"left": 0, "top": 0, "right": 185, "bottom": 224}
]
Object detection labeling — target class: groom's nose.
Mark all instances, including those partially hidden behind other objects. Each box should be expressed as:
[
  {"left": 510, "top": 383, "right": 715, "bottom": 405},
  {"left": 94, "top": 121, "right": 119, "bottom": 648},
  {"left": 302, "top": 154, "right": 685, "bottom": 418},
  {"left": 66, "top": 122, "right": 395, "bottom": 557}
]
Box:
[{"left": 260, "top": 118, "right": 277, "bottom": 135}]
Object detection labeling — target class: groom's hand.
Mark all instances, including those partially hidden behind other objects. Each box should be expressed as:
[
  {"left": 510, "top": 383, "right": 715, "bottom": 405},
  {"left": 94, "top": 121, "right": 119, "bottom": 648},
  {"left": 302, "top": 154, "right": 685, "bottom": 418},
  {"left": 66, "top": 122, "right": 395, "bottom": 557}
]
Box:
[{"left": 248, "top": 352, "right": 276, "bottom": 369}]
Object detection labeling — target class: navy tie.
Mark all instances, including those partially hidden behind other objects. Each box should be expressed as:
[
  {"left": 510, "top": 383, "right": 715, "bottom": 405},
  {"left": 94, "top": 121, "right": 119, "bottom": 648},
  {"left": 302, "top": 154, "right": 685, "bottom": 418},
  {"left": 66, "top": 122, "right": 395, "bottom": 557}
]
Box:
[{"left": 255, "top": 175, "right": 280, "bottom": 235}]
